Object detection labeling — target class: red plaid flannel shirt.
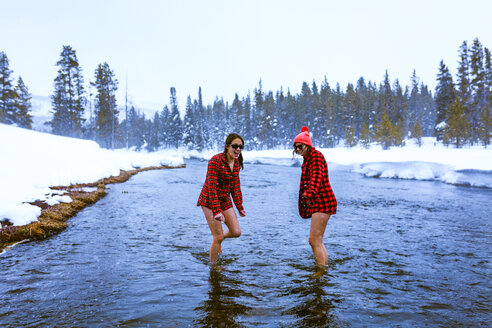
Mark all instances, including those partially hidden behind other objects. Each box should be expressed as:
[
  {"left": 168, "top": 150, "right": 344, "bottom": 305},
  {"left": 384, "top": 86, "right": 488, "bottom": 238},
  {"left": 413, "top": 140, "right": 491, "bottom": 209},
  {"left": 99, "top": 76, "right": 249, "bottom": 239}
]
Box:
[
  {"left": 197, "top": 153, "right": 244, "bottom": 217},
  {"left": 299, "top": 148, "right": 337, "bottom": 218}
]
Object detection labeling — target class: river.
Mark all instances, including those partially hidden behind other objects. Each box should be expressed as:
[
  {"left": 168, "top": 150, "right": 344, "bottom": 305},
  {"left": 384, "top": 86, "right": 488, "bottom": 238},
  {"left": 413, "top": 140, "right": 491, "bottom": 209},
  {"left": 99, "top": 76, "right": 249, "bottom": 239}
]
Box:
[{"left": 1, "top": 159, "right": 490, "bottom": 327}]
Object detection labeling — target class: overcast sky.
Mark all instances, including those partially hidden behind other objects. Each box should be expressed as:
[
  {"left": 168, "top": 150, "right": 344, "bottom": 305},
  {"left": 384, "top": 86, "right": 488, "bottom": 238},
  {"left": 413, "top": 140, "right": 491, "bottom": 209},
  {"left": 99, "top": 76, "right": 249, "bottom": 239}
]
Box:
[{"left": 2, "top": 0, "right": 492, "bottom": 114}]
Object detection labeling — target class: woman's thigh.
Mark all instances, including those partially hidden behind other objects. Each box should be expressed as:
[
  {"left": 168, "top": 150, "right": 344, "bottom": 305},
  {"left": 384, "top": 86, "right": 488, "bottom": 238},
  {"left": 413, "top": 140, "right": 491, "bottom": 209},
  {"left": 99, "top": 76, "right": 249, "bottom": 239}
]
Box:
[
  {"left": 202, "top": 206, "right": 223, "bottom": 237},
  {"left": 309, "top": 212, "right": 331, "bottom": 239},
  {"left": 222, "top": 207, "right": 241, "bottom": 234}
]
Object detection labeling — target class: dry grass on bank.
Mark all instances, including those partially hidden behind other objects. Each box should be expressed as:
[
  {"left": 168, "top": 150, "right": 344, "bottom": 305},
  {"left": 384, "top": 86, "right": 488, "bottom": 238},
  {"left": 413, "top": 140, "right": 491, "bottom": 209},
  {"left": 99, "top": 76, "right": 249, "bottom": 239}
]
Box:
[{"left": 0, "top": 164, "right": 186, "bottom": 252}]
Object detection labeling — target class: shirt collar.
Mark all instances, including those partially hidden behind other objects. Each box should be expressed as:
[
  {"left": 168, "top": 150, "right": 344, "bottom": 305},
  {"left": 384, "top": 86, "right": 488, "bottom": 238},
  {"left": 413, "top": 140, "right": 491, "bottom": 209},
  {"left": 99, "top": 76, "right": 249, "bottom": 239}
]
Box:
[{"left": 220, "top": 152, "right": 236, "bottom": 169}]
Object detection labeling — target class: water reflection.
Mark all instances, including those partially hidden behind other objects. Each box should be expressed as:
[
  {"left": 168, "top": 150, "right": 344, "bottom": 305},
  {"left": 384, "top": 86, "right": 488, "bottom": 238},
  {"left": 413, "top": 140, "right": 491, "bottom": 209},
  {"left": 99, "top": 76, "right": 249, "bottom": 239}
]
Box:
[
  {"left": 194, "top": 267, "right": 251, "bottom": 327},
  {"left": 282, "top": 268, "right": 341, "bottom": 328}
]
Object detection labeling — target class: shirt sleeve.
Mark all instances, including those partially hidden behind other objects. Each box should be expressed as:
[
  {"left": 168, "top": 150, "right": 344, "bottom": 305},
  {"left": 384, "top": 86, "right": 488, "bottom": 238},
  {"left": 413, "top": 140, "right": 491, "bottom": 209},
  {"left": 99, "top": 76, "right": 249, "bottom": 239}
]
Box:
[
  {"left": 231, "top": 166, "right": 244, "bottom": 212},
  {"left": 206, "top": 157, "right": 222, "bottom": 216},
  {"left": 304, "top": 151, "right": 324, "bottom": 199}
]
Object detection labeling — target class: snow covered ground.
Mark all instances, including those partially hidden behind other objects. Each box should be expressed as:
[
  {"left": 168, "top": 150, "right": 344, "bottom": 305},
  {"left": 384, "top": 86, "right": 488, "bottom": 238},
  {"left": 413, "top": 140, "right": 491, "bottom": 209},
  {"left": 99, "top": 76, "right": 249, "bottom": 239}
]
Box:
[
  {"left": 1, "top": 123, "right": 491, "bottom": 227},
  {"left": 0, "top": 124, "right": 184, "bottom": 227},
  {"left": 187, "top": 138, "right": 492, "bottom": 189}
]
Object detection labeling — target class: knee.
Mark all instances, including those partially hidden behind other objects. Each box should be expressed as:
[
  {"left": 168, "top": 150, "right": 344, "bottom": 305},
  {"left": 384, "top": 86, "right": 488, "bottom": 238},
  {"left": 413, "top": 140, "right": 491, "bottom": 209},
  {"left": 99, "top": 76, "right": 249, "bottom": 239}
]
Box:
[
  {"left": 230, "top": 228, "right": 241, "bottom": 238},
  {"left": 214, "top": 234, "right": 225, "bottom": 243},
  {"left": 308, "top": 236, "right": 322, "bottom": 247}
]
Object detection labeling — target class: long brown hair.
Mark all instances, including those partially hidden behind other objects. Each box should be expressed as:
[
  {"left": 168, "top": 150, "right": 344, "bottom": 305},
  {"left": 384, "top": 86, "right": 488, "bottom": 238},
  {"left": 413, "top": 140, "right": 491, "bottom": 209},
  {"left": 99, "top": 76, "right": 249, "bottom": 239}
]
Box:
[{"left": 223, "top": 133, "right": 244, "bottom": 169}]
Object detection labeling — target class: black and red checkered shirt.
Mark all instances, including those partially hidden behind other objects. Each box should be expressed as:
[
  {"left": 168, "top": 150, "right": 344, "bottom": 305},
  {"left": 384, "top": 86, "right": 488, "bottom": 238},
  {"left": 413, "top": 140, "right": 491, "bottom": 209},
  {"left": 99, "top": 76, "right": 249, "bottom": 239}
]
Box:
[
  {"left": 197, "top": 153, "right": 244, "bottom": 217},
  {"left": 299, "top": 148, "right": 337, "bottom": 218}
]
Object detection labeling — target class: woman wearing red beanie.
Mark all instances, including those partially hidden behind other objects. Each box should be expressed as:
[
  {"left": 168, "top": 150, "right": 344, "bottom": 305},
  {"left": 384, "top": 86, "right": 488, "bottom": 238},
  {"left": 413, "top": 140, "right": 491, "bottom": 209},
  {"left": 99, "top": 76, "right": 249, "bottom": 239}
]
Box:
[
  {"left": 293, "top": 126, "right": 337, "bottom": 267},
  {"left": 197, "top": 133, "right": 246, "bottom": 264}
]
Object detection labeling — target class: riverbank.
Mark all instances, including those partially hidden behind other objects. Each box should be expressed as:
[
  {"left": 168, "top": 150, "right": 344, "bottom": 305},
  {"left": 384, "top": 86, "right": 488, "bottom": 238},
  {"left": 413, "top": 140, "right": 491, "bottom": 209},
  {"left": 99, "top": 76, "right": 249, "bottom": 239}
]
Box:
[
  {"left": 0, "top": 123, "right": 185, "bottom": 228},
  {"left": 0, "top": 164, "right": 185, "bottom": 252}
]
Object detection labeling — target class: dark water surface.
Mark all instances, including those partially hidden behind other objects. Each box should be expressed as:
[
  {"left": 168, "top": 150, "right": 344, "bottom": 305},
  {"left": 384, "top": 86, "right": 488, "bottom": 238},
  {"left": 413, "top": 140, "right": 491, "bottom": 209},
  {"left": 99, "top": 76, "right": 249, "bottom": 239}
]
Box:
[{"left": 1, "top": 159, "right": 491, "bottom": 327}]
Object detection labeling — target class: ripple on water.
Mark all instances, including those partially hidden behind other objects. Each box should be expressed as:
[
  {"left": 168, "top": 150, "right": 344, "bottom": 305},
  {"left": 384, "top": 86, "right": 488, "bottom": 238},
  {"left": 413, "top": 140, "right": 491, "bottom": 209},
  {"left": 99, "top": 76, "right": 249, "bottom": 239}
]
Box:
[{"left": 0, "top": 160, "right": 490, "bottom": 327}]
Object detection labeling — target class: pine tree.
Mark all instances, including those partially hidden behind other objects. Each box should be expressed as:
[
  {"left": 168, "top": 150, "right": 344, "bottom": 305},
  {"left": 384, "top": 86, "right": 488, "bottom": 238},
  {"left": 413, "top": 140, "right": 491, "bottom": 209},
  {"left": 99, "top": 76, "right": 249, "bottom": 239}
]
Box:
[
  {"left": 393, "top": 79, "right": 408, "bottom": 137},
  {"left": 477, "top": 104, "right": 491, "bottom": 147},
  {"left": 469, "top": 38, "right": 485, "bottom": 142},
  {"left": 168, "top": 87, "right": 182, "bottom": 148},
  {"left": 84, "top": 81, "right": 96, "bottom": 140},
  {"left": 147, "top": 112, "right": 161, "bottom": 151},
  {"left": 359, "top": 123, "right": 371, "bottom": 149},
  {"left": 13, "top": 77, "right": 33, "bottom": 128},
  {"left": 311, "top": 81, "right": 325, "bottom": 143},
  {"left": 50, "top": 45, "right": 86, "bottom": 137},
  {"left": 456, "top": 41, "right": 472, "bottom": 143},
  {"left": 0, "top": 51, "right": 16, "bottom": 124},
  {"left": 485, "top": 48, "right": 492, "bottom": 108},
  {"left": 242, "top": 93, "right": 252, "bottom": 147},
  {"left": 159, "top": 105, "right": 171, "bottom": 147},
  {"left": 182, "top": 95, "right": 195, "bottom": 149},
  {"left": 319, "top": 79, "right": 335, "bottom": 147},
  {"left": 262, "top": 91, "right": 277, "bottom": 148},
  {"left": 126, "top": 105, "right": 138, "bottom": 149},
  {"left": 343, "top": 83, "right": 357, "bottom": 141},
  {"left": 275, "top": 88, "right": 290, "bottom": 146},
  {"left": 211, "top": 96, "right": 228, "bottom": 147},
  {"left": 229, "top": 93, "right": 242, "bottom": 135},
  {"left": 366, "top": 81, "right": 379, "bottom": 132},
  {"left": 284, "top": 90, "right": 299, "bottom": 145},
  {"left": 380, "top": 71, "right": 395, "bottom": 122},
  {"left": 93, "top": 62, "right": 118, "bottom": 149},
  {"left": 483, "top": 48, "right": 492, "bottom": 147},
  {"left": 344, "top": 126, "right": 357, "bottom": 148},
  {"left": 194, "top": 88, "right": 205, "bottom": 151},
  {"left": 411, "top": 119, "right": 423, "bottom": 147},
  {"left": 443, "top": 99, "right": 469, "bottom": 148},
  {"left": 355, "top": 77, "right": 369, "bottom": 138},
  {"left": 134, "top": 110, "right": 146, "bottom": 151},
  {"left": 435, "top": 60, "right": 455, "bottom": 140},
  {"left": 141, "top": 114, "right": 152, "bottom": 150},
  {"left": 419, "top": 83, "right": 436, "bottom": 136},
  {"left": 251, "top": 81, "right": 264, "bottom": 149},
  {"left": 298, "top": 81, "right": 313, "bottom": 127},
  {"left": 408, "top": 70, "right": 420, "bottom": 134},
  {"left": 394, "top": 119, "right": 405, "bottom": 147},
  {"left": 332, "top": 83, "right": 344, "bottom": 143},
  {"left": 374, "top": 110, "right": 395, "bottom": 149}
]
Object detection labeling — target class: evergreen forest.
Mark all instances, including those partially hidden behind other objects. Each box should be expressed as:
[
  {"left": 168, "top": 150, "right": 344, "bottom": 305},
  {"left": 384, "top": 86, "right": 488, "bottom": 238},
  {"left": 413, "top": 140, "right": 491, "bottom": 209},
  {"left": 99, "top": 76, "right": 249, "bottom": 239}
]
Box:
[{"left": 1, "top": 38, "right": 491, "bottom": 151}]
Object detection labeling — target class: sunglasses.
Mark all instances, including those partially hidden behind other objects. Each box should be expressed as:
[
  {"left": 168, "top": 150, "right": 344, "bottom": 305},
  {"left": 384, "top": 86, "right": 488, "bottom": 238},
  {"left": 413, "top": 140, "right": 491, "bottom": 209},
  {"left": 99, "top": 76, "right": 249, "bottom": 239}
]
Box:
[
  {"left": 294, "top": 144, "right": 304, "bottom": 151},
  {"left": 229, "top": 143, "right": 244, "bottom": 150}
]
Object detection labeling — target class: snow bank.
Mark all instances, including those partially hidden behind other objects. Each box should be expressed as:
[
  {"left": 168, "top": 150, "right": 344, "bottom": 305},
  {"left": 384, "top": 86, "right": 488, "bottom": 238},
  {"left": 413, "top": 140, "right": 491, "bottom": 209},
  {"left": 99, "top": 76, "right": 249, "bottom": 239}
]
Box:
[
  {"left": 0, "top": 124, "right": 184, "bottom": 226},
  {"left": 188, "top": 138, "right": 492, "bottom": 188}
]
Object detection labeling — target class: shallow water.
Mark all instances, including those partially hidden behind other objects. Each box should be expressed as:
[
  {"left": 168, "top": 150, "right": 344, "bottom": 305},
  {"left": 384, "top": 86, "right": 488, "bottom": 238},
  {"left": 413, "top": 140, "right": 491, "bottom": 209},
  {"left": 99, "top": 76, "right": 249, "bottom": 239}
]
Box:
[{"left": 1, "top": 159, "right": 491, "bottom": 327}]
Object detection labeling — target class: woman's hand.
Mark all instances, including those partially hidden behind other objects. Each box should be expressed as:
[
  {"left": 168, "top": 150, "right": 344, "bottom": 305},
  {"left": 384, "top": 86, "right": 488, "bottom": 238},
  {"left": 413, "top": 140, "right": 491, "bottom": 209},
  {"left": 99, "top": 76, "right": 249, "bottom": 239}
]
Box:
[
  {"left": 214, "top": 213, "right": 225, "bottom": 222},
  {"left": 239, "top": 209, "right": 246, "bottom": 217}
]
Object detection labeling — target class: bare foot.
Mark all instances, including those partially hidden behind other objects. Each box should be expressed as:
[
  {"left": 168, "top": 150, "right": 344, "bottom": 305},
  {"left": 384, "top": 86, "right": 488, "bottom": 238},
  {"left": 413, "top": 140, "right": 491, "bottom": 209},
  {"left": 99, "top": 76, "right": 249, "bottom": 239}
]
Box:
[{"left": 311, "top": 266, "right": 327, "bottom": 279}]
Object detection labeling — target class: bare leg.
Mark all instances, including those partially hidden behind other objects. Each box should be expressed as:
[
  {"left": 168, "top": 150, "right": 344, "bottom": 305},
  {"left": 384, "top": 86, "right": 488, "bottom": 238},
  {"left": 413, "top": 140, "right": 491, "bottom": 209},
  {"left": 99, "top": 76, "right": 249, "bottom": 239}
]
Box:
[
  {"left": 309, "top": 212, "right": 331, "bottom": 267},
  {"left": 202, "top": 206, "right": 224, "bottom": 264},
  {"left": 222, "top": 207, "right": 241, "bottom": 239}
]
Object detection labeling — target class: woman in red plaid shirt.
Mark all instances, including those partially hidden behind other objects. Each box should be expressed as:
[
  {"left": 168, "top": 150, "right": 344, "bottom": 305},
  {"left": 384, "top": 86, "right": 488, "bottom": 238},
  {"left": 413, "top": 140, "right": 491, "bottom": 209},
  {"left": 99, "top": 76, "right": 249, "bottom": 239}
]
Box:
[
  {"left": 197, "top": 133, "right": 246, "bottom": 264},
  {"left": 294, "top": 126, "right": 337, "bottom": 267}
]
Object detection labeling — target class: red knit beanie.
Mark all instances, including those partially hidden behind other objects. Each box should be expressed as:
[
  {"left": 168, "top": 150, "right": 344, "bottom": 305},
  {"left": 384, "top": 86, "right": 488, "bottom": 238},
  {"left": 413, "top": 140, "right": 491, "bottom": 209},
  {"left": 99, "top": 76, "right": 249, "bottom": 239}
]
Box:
[{"left": 293, "top": 126, "right": 312, "bottom": 147}]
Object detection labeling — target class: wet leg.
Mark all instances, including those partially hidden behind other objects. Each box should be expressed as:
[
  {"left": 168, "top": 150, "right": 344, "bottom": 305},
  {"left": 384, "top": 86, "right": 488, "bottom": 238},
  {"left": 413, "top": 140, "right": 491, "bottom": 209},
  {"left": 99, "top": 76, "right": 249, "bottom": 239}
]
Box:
[
  {"left": 309, "top": 212, "right": 331, "bottom": 267},
  {"left": 202, "top": 206, "right": 224, "bottom": 264}
]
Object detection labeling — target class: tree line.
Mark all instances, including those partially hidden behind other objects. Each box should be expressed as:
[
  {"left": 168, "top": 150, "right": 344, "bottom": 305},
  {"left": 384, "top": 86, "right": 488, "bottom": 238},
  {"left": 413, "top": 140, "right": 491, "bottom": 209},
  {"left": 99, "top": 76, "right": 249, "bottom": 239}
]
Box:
[
  {"left": 1, "top": 39, "right": 490, "bottom": 150},
  {"left": 0, "top": 52, "right": 33, "bottom": 129}
]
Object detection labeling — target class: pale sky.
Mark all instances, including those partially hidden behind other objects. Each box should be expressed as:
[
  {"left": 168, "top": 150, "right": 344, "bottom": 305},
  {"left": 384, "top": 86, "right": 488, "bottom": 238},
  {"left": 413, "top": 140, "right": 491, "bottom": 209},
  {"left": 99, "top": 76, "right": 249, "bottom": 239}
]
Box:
[{"left": 1, "top": 0, "right": 492, "bottom": 114}]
